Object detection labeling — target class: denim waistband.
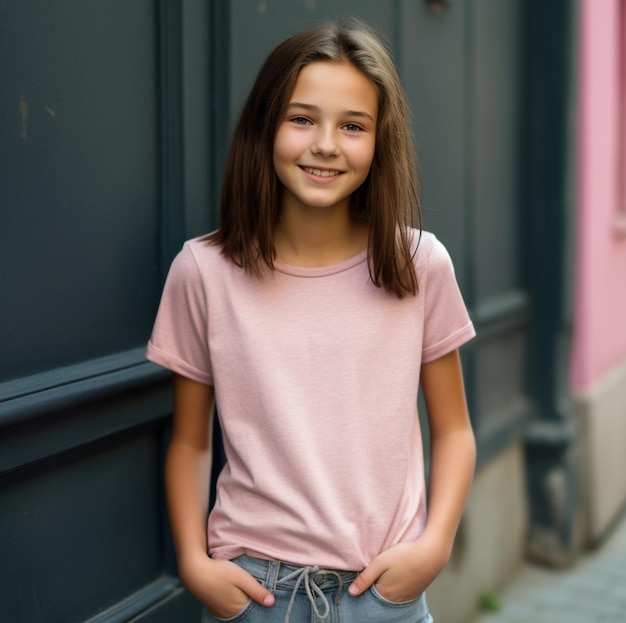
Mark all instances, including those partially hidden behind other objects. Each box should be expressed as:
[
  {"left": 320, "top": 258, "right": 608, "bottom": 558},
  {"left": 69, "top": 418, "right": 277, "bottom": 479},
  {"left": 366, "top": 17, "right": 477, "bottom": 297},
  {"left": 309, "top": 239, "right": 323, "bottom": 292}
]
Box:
[
  {"left": 233, "top": 555, "right": 359, "bottom": 622},
  {"left": 235, "top": 555, "right": 359, "bottom": 591}
]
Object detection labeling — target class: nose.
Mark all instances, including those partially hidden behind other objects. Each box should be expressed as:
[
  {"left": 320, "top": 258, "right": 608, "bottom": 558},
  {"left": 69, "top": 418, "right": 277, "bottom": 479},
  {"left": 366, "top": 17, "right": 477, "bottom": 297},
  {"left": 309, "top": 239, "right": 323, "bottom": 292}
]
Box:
[{"left": 311, "top": 126, "right": 339, "bottom": 157}]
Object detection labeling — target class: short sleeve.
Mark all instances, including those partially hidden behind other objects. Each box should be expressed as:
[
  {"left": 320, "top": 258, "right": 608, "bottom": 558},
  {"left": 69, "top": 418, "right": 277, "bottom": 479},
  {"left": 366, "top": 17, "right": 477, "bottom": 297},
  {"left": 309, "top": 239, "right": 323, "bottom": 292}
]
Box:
[
  {"left": 145, "top": 243, "right": 213, "bottom": 385},
  {"left": 421, "top": 236, "right": 475, "bottom": 363}
]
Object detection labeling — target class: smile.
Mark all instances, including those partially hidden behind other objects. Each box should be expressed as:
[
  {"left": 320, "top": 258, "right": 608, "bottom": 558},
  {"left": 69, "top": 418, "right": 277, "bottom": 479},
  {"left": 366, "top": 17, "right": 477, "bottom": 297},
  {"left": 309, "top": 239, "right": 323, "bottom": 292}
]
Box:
[{"left": 301, "top": 166, "right": 343, "bottom": 177}]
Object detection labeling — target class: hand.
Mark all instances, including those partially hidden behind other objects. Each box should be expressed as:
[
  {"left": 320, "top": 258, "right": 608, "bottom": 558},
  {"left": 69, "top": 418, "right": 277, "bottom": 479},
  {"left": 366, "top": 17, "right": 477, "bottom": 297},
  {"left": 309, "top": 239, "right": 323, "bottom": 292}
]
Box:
[
  {"left": 179, "top": 553, "right": 275, "bottom": 618},
  {"left": 348, "top": 534, "right": 450, "bottom": 603}
]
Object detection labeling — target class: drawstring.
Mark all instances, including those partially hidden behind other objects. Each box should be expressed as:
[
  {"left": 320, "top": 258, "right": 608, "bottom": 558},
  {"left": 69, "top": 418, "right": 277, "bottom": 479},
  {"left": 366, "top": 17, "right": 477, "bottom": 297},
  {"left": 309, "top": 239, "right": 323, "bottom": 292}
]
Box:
[{"left": 281, "top": 565, "right": 345, "bottom": 623}]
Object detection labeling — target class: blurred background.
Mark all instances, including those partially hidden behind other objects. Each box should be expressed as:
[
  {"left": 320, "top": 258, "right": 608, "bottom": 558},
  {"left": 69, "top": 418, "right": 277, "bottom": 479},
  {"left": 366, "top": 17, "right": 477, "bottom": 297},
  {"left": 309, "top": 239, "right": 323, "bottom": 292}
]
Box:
[{"left": 1, "top": 1, "right": 625, "bottom": 622}]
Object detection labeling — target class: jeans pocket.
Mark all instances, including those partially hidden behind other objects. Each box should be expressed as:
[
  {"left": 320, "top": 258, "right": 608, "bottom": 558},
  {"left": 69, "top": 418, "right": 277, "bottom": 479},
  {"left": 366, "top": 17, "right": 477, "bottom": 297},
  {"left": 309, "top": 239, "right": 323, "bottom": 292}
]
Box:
[
  {"left": 362, "top": 587, "right": 433, "bottom": 622},
  {"left": 369, "top": 584, "right": 422, "bottom": 607},
  {"left": 202, "top": 599, "right": 254, "bottom": 623}
]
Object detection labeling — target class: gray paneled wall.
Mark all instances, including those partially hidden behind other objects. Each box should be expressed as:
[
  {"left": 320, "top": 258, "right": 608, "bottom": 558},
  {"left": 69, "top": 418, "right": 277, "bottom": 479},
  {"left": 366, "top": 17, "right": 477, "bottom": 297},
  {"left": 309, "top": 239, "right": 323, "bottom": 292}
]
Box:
[
  {"left": 1, "top": 0, "right": 569, "bottom": 620},
  {"left": 0, "top": 1, "right": 203, "bottom": 620}
]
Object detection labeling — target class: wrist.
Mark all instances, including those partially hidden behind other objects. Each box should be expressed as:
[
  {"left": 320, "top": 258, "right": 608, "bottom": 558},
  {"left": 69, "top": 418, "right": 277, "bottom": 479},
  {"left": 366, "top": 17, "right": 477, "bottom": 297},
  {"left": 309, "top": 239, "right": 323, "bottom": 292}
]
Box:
[
  {"left": 177, "top": 548, "right": 212, "bottom": 584},
  {"left": 416, "top": 527, "right": 454, "bottom": 566}
]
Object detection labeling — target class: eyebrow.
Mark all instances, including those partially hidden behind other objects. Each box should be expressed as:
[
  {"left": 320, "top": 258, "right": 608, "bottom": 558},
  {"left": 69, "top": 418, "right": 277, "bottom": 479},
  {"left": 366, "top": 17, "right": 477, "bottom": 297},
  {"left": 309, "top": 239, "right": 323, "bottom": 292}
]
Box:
[{"left": 287, "top": 102, "right": 375, "bottom": 122}]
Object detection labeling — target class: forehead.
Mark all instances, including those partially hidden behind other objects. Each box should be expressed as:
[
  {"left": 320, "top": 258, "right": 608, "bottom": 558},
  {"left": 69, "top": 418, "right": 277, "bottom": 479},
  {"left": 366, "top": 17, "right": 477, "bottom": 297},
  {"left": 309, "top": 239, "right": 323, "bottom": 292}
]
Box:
[{"left": 288, "top": 61, "right": 379, "bottom": 115}]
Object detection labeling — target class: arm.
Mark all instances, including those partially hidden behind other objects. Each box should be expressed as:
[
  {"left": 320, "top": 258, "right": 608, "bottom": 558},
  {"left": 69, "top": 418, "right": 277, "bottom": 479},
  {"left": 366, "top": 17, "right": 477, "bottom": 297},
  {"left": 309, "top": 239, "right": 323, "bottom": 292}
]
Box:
[
  {"left": 349, "top": 349, "right": 475, "bottom": 601},
  {"left": 420, "top": 348, "right": 476, "bottom": 559},
  {"left": 167, "top": 374, "right": 275, "bottom": 616}
]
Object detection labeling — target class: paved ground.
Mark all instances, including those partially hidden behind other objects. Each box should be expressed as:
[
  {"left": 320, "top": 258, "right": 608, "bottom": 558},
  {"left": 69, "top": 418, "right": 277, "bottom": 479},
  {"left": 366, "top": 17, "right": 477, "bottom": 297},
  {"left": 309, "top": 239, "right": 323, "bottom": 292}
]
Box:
[{"left": 472, "top": 512, "right": 626, "bottom": 623}]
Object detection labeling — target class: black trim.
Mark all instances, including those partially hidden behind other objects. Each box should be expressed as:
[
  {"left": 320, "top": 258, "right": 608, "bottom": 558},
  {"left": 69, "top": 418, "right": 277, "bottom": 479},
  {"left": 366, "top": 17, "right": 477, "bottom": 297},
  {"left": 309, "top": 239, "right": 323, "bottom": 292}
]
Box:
[
  {"left": 207, "top": 0, "right": 231, "bottom": 223},
  {"left": 522, "top": 0, "right": 580, "bottom": 564},
  {"left": 84, "top": 577, "right": 181, "bottom": 623},
  {"left": 0, "top": 385, "right": 171, "bottom": 481},
  {"left": 525, "top": 0, "right": 574, "bottom": 422},
  {"left": 0, "top": 348, "right": 169, "bottom": 428}
]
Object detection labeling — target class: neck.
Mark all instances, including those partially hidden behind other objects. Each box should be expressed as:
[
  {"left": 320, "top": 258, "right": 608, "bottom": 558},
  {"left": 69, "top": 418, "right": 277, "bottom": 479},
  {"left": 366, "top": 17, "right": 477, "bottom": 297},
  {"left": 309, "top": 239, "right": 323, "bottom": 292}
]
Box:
[{"left": 275, "top": 205, "right": 369, "bottom": 267}]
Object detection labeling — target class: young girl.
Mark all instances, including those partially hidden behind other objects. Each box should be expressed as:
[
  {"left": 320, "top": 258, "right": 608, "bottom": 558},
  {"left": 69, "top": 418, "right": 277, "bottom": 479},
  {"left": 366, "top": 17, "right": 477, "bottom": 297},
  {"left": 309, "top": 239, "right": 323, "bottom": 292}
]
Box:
[{"left": 147, "top": 21, "right": 475, "bottom": 623}]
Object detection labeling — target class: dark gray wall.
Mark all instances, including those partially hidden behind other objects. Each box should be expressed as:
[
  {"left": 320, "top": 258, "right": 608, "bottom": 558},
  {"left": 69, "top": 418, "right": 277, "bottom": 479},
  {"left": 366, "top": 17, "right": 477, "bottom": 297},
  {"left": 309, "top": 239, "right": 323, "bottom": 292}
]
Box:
[
  {"left": 0, "top": 1, "right": 209, "bottom": 620},
  {"left": 0, "top": 0, "right": 573, "bottom": 620}
]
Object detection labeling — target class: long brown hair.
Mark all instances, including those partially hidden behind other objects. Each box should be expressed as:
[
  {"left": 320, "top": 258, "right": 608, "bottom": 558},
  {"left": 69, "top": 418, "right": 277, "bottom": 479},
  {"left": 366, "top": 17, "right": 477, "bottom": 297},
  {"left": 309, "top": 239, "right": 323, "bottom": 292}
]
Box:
[{"left": 208, "top": 21, "right": 422, "bottom": 297}]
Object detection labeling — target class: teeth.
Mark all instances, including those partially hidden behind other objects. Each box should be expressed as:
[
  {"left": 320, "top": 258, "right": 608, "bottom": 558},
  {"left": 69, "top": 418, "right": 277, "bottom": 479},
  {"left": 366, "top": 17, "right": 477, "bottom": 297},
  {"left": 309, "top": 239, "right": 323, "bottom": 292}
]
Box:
[{"left": 302, "top": 167, "right": 341, "bottom": 177}]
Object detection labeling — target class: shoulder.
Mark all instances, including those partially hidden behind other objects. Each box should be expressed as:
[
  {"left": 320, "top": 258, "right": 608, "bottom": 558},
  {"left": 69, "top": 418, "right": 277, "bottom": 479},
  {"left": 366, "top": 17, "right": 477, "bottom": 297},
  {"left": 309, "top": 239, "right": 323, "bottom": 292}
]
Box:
[
  {"left": 169, "top": 233, "right": 227, "bottom": 276},
  {"left": 160, "top": 235, "right": 230, "bottom": 300},
  {"left": 408, "top": 229, "right": 453, "bottom": 273},
  {"left": 181, "top": 233, "right": 224, "bottom": 264}
]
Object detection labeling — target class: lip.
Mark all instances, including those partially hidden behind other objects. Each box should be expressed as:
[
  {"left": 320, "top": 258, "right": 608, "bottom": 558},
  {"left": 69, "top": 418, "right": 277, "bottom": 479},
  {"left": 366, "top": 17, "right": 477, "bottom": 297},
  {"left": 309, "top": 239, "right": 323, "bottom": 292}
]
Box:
[{"left": 299, "top": 165, "right": 344, "bottom": 183}]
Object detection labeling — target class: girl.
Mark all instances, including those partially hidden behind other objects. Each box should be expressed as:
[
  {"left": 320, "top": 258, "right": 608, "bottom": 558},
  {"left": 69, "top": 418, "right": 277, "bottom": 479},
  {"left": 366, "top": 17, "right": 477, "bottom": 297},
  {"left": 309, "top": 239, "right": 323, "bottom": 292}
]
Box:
[{"left": 147, "top": 21, "right": 475, "bottom": 623}]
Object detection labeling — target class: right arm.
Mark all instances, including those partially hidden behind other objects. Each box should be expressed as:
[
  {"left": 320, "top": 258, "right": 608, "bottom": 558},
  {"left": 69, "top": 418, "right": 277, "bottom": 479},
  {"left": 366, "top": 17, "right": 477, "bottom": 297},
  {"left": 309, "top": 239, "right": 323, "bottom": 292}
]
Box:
[{"left": 166, "top": 373, "right": 275, "bottom": 616}]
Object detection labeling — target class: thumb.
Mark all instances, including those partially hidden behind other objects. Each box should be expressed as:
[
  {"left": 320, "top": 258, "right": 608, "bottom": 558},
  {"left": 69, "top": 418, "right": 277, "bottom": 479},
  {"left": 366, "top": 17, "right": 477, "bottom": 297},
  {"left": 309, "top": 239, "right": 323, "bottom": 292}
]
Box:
[
  {"left": 348, "top": 559, "right": 385, "bottom": 597},
  {"left": 238, "top": 572, "right": 275, "bottom": 608}
]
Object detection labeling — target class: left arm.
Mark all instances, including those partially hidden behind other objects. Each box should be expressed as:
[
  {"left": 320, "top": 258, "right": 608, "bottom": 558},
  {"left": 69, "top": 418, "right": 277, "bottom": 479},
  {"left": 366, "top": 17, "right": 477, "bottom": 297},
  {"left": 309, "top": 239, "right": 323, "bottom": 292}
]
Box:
[{"left": 349, "top": 349, "right": 476, "bottom": 601}]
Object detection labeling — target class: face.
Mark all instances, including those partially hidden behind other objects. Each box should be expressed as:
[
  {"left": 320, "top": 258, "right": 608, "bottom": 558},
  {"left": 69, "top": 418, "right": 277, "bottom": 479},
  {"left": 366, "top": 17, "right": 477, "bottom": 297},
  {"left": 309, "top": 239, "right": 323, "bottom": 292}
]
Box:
[{"left": 273, "top": 61, "right": 378, "bottom": 217}]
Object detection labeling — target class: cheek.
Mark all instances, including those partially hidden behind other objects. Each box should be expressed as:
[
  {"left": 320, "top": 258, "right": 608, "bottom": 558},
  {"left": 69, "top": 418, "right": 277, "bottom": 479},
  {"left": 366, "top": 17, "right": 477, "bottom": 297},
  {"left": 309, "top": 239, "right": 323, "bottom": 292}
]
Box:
[
  {"left": 273, "top": 127, "right": 301, "bottom": 162},
  {"left": 353, "top": 140, "right": 376, "bottom": 174},
  {"left": 272, "top": 135, "right": 292, "bottom": 185},
  {"left": 272, "top": 128, "right": 286, "bottom": 162}
]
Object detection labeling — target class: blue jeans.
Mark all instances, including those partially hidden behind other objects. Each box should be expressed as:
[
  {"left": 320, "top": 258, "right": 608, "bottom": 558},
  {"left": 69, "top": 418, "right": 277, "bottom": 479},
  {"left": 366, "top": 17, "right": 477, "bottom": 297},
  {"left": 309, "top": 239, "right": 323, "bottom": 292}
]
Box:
[{"left": 201, "top": 555, "right": 434, "bottom": 623}]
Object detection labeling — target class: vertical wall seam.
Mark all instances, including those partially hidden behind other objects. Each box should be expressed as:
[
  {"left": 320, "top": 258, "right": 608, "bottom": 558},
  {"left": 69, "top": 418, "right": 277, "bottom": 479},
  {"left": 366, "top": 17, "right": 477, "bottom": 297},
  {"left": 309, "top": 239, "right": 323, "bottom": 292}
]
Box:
[{"left": 157, "top": 0, "right": 185, "bottom": 283}]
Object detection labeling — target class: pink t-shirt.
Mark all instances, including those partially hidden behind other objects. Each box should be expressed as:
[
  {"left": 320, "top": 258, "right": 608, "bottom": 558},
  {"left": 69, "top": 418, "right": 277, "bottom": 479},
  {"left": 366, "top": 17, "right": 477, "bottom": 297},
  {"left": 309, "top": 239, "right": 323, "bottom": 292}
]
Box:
[{"left": 146, "top": 230, "right": 475, "bottom": 570}]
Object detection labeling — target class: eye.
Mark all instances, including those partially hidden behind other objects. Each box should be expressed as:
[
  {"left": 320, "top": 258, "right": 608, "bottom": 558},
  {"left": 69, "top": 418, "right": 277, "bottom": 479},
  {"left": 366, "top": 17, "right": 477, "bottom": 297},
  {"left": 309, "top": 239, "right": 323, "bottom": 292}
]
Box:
[
  {"left": 291, "top": 116, "right": 312, "bottom": 126},
  {"left": 343, "top": 123, "right": 363, "bottom": 133}
]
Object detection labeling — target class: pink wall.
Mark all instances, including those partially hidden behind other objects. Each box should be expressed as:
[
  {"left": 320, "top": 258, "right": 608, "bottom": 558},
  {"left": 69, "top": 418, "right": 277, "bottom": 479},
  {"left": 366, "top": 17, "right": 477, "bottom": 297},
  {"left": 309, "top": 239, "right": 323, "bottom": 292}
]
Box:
[{"left": 571, "top": 0, "right": 626, "bottom": 391}]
